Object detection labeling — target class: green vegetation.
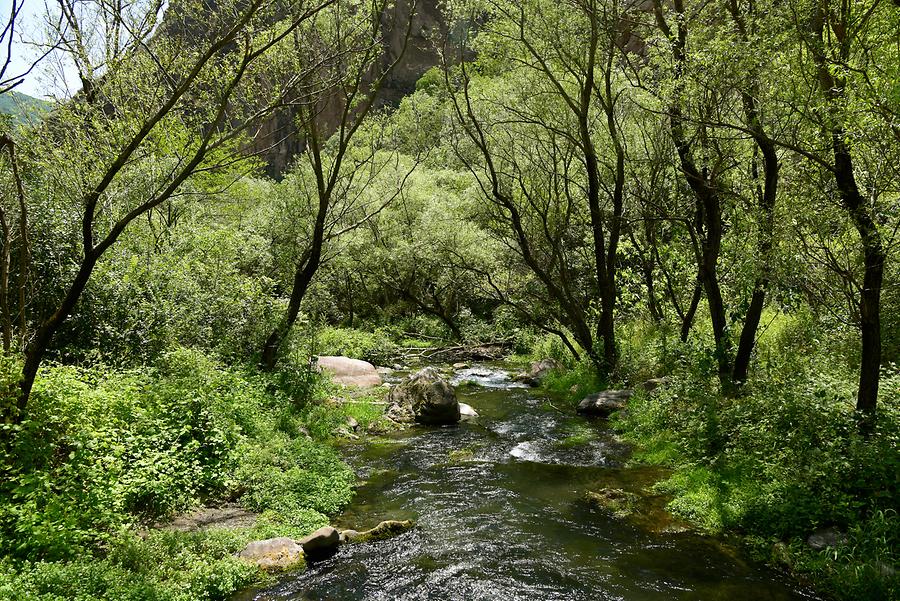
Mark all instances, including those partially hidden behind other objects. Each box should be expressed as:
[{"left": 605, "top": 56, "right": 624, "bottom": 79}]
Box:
[
  {"left": 0, "top": 0, "right": 897, "bottom": 598},
  {"left": 0, "top": 91, "right": 49, "bottom": 126},
  {"left": 611, "top": 316, "right": 899, "bottom": 601},
  {"left": 0, "top": 348, "right": 362, "bottom": 600}
]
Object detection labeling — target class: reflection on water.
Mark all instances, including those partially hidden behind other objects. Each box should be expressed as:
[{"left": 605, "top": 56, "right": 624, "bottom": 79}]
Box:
[{"left": 236, "top": 365, "right": 816, "bottom": 601}]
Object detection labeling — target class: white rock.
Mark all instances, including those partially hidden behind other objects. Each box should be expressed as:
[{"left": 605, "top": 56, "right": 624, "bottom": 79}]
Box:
[
  {"left": 237, "top": 537, "right": 304, "bottom": 571},
  {"left": 459, "top": 402, "right": 479, "bottom": 420},
  {"left": 317, "top": 356, "right": 382, "bottom": 388}
]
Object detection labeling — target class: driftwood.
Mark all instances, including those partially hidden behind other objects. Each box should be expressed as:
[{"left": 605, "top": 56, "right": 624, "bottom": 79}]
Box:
[{"left": 392, "top": 340, "right": 514, "bottom": 362}]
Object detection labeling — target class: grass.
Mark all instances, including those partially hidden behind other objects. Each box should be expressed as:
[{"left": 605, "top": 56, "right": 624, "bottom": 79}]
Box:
[
  {"left": 608, "top": 327, "right": 899, "bottom": 601},
  {"left": 0, "top": 347, "right": 368, "bottom": 601}
]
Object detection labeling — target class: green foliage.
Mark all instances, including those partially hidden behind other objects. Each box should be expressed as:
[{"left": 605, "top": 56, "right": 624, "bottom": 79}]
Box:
[
  {"left": 234, "top": 432, "right": 354, "bottom": 528},
  {"left": 542, "top": 358, "right": 606, "bottom": 406},
  {"left": 2, "top": 349, "right": 266, "bottom": 560},
  {"left": 51, "top": 187, "right": 282, "bottom": 366},
  {"left": 525, "top": 332, "right": 577, "bottom": 368},
  {"left": 614, "top": 338, "right": 900, "bottom": 600},
  {"left": 783, "top": 510, "right": 899, "bottom": 601},
  {"left": 313, "top": 326, "right": 398, "bottom": 366},
  {"left": 0, "top": 91, "right": 50, "bottom": 126},
  {"left": 301, "top": 394, "right": 389, "bottom": 441},
  {"left": 0, "top": 529, "right": 260, "bottom": 601},
  {"left": 0, "top": 348, "right": 356, "bottom": 599}
]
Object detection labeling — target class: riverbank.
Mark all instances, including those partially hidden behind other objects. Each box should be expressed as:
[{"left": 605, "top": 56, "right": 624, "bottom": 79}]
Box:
[
  {"left": 2, "top": 333, "right": 895, "bottom": 601},
  {"left": 0, "top": 348, "right": 376, "bottom": 600},
  {"left": 607, "top": 366, "right": 899, "bottom": 601}
]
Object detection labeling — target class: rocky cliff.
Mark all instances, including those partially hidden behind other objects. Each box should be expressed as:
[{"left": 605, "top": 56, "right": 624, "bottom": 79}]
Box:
[{"left": 251, "top": 0, "right": 447, "bottom": 177}]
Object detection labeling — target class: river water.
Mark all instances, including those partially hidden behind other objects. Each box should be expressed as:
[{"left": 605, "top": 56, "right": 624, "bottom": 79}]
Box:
[{"left": 238, "top": 365, "right": 815, "bottom": 600}]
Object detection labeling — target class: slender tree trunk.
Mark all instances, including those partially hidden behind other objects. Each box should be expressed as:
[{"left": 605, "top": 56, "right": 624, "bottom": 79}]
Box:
[
  {"left": 14, "top": 254, "right": 97, "bottom": 423},
  {"left": 582, "top": 31, "right": 622, "bottom": 374},
  {"left": 654, "top": 242, "right": 686, "bottom": 325},
  {"left": 733, "top": 137, "right": 778, "bottom": 384},
  {"left": 834, "top": 144, "right": 884, "bottom": 423},
  {"left": 654, "top": 0, "right": 730, "bottom": 382},
  {"left": 642, "top": 260, "right": 663, "bottom": 323},
  {"left": 697, "top": 179, "right": 730, "bottom": 383},
  {"left": 680, "top": 278, "right": 703, "bottom": 342},
  {"left": 809, "top": 8, "right": 885, "bottom": 427},
  {"left": 346, "top": 274, "right": 355, "bottom": 328},
  {"left": 0, "top": 207, "right": 9, "bottom": 353},
  {"left": 629, "top": 229, "right": 663, "bottom": 322},
  {"left": 728, "top": 0, "right": 779, "bottom": 386},
  {"left": 260, "top": 239, "right": 323, "bottom": 371}
]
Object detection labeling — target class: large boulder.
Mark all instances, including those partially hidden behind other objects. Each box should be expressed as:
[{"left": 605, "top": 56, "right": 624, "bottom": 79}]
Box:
[
  {"left": 806, "top": 527, "right": 847, "bottom": 551},
  {"left": 317, "top": 356, "right": 382, "bottom": 388},
  {"left": 237, "top": 537, "right": 305, "bottom": 571},
  {"left": 298, "top": 525, "right": 340, "bottom": 557},
  {"left": 514, "top": 358, "right": 561, "bottom": 386},
  {"left": 576, "top": 389, "right": 633, "bottom": 417},
  {"left": 386, "top": 367, "right": 460, "bottom": 425}
]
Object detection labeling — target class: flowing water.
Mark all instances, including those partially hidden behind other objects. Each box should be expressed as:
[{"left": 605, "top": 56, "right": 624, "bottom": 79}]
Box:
[{"left": 237, "top": 364, "right": 815, "bottom": 601}]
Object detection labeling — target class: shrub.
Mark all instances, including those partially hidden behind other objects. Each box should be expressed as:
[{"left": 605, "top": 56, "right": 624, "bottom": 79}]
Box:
[
  {"left": 0, "top": 348, "right": 355, "bottom": 562},
  {"left": 615, "top": 346, "right": 899, "bottom": 601},
  {"left": 313, "top": 326, "right": 398, "bottom": 366}
]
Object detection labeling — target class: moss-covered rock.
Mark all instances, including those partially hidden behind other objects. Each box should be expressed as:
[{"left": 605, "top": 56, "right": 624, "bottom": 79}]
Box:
[
  {"left": 237, "top": 537, "right": 305, "bottom": 572},
  {"left": 343, "top": 520, "right": 415, "bottom": 543},
  {"left": 584, "top": 488, "right": 639, "bottom": 518}
]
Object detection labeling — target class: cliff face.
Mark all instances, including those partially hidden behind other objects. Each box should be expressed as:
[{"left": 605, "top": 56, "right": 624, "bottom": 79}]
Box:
[{"left": 252, "top": 0, "right": 446, "bottom": 177}]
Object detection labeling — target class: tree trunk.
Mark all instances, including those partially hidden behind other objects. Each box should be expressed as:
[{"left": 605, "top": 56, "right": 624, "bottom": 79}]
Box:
[
  {"left": 834, "top": 144, "right": 884, "bottom": 424},
  {"left": 728, "top": 0, "right": 779, "bottom": 387},
  {"left": 260, "top": 246, "right": 322, "bottom": 371},
  {"left": 680, "top": 278, "right": 702, "bottom": 342},
  {"left": 13, "top": 254, "right": 97, "bottom": 425},
  {"left": 654, "top": 0, "right": 730, "bottom": 382},
  {"left": 810, "top": 8, "right": 885, "bottom": 427},
  {"left": 732, "top": 133, "right": 778, "bottom": 384}
]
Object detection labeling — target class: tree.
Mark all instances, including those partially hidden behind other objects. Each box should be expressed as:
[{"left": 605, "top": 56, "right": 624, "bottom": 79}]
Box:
[
  {"left": 444, "top": 0, "right": 630, "bottom": 372},
  {"left": 789, "top": 0, "right": 898, "bottom": 424},
  {"left": 258, "top": 0, "right": 419, "bottom": 370},
  {"left": 1, "top": 0, "right": 338, "bottom": 430}
]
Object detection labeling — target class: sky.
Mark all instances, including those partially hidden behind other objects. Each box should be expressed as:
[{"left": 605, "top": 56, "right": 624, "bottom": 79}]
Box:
[{"left": 1, "top": 0, "right": 80, "bottom": 98}]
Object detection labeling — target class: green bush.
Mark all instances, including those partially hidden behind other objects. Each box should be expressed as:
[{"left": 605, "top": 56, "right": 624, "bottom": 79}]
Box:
[
  {"left": 2, "top": 349, "right": 272, "bottom": 560},
  {"left": 313, "top": 326, "right": 398, "bottom": 366},
  {"left": 0, "top": 347, "right": 357, "bottom": 600},
  {"left": 0, "top": 530, "right": 260, "bottom": 601},
  {"left": 234, "top": 432, "right": 354, "bottom": 528},
  {"left": 542, "top": 357, "right": 606, "bottom": 405},
  {"left": 614, "top": 348, "right": 899, "bottom": 601}
]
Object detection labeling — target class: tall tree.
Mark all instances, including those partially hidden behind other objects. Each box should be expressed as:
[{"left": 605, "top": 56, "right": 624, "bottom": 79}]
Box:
[
  {"left": 444, "top": 0, "right": 628, "bottom": 372},
  {"left": 793, "top": 0, "right": 896, "bottom": 424},
  {"left": 1, "top": 0, "right": 338, "bottom": 429},
  {"left": 259, "top": 0, "right": 419, "bottom": 370}
]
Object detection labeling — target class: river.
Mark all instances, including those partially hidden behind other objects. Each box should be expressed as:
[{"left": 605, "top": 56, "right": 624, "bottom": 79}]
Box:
[{"left": 237, "top": 364, "right": 816, "bottom": 600}]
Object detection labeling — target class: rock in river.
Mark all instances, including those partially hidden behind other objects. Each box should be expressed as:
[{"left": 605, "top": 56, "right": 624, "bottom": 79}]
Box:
[
  {"left": 514, "top": 358, "right": 561, "bottom": 386},
  {"left": 386, "top": 367, "right": 460, "bottom": 425},
  {"left": 459, "top": 402, "right": 478, "bottom": 420},
  {"left": 237, "top": 537, "right": 305, "bottom": 571},
  {"left": 342, "top": 520, "right": 414, "bottom": 543},
  {"left": 299, "top": 525, "right": 340, "bottom": 557},
  {"left": 584, "top": 488, "right": 639, "bottom": 518},
  {"left": 576, "top": 389, "right": 633, "bottom": 417},
  {"left": 317, "top": 356, "right": 382, "bottom": 388}
]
